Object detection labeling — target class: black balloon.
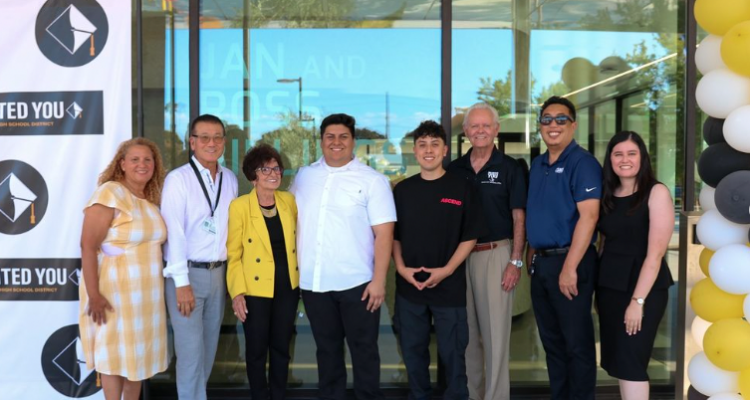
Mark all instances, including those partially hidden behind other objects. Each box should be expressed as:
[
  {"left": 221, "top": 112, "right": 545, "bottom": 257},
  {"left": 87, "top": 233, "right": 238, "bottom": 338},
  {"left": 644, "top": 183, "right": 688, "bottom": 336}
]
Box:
[
  {"left": 716, "top": 171, "right": 750, "bottom": 224},
  {"left": 687, "top": 385, "right": 709, "bottom": 400},
  {"left": 697, "top": 142, "right": 750, "bottom": 188},
  {"left": 702, "top": 117, "right": 725, "bottom": 145}
]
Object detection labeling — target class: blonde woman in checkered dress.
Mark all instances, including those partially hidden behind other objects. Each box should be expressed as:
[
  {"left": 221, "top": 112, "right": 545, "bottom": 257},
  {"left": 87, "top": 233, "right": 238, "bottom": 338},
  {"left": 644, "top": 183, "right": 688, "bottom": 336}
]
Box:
[{"left": 80, "top": 138, "right": 168, "bottom": 400}]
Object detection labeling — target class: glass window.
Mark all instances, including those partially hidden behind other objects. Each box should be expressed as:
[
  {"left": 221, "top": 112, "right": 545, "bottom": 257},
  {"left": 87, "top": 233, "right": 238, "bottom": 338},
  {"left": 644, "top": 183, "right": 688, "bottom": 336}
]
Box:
[
  {"left": 163, "top": 1, "right": 444, "bottom": 390},
  {"left": 140, "top": 1, "right": 190, "bottom": 171},
  {"left": 452, "top": 0, "right": 684, "bottom": 389},
  {"left": 138, "top": 0, "right": 688, "bottom": 394}
]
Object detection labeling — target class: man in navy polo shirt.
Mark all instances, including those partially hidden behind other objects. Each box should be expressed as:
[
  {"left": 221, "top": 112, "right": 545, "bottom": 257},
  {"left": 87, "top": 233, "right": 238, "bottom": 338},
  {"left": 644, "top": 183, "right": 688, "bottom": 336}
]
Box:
[{"left": 526, "top": 96, "right": 601, "bottom": 400}]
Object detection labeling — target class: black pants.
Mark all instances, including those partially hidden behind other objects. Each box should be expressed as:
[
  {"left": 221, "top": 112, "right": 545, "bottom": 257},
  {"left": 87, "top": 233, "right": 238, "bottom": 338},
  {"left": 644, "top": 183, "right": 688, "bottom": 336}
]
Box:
[
  {"left": 242, "top": 286, "right": 300, "bottom": 400},
  {"left": 395, "top": 295, "right": 469, "bottom": 400},
  {"left": 301, "top": 282, "right": 384, "bottom": 400},
  {"left": 531, "top": 246, "right": 597, "bottom": 400}
]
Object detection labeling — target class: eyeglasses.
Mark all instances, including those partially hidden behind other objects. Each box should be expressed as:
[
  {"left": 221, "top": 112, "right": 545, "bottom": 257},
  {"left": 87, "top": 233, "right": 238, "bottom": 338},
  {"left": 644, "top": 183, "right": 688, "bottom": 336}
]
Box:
[
  {"left": 539, "top": 115, "right": 574, "bottom": 126},
  {"left": 191, "top": 135, "right": 225, "bottom": 144},
  {"left": 256, "top": 166, "right": 282, "bottom": 175}
]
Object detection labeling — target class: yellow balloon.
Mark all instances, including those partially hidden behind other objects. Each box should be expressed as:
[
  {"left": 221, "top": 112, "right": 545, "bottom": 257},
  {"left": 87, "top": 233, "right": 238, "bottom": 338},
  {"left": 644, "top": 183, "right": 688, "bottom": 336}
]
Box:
[
  {"left": 704, "top": 318, "right": 750, "bottom": 371},
  {"left": 741, "top": 369, "right": 750, "bottom": 399},
  {"left": 722, "top": 21, "right": 750, "bottom": 77},
  {"left": 695, "top": 0, "right": 750, "bottom": 36},
  {"left": 690, "top": 278, "right": 745, "bottom": 322},
  {"left": 700, "top": 247, "right": 715, "bottom": 277}
]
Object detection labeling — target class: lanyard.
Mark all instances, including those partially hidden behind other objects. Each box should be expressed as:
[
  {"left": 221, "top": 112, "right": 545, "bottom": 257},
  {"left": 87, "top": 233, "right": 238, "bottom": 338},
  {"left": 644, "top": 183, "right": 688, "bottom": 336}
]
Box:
[{"left": 189, "top": 159, "right": 223, "bottom": 217}]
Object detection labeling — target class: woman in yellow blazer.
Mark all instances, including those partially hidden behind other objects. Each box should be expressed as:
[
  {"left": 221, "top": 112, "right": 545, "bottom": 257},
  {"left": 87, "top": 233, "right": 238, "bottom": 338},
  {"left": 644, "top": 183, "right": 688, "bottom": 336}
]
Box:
[{"left": 227, "top": 143, "right": 299, "bottom": 400}]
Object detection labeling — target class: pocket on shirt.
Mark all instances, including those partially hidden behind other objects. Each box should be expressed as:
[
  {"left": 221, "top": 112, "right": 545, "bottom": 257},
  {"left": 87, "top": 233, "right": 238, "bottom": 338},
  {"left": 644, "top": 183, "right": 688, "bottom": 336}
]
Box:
[{"left": 333, "top": 186, "right": 366, "bottom": 213}]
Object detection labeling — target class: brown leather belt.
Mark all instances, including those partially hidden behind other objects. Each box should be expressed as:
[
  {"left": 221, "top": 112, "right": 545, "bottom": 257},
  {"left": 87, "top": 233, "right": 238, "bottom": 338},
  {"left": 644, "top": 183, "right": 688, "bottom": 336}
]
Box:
[{"left": 472, "top": 240, "right": 510, "bottom": 253}]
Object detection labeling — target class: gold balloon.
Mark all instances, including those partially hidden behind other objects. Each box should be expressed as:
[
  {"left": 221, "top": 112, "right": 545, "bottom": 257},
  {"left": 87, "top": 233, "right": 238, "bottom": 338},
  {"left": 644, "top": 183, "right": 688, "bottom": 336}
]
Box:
[
  {"left": 695, "top": 0, "right": 750, "bottom": 36},
  {"left": 722, "top": 21, "right": 750, "bottom": 77},
  {"left": 700, "top": 248, "right": 715, "bottom": 277},
  {"left": 741, "top": 369, "right": 750, "bottom": 399},
  {"left": 704, "top": 318, "right": 750, "bottom": 371},
  {"left": 690, "top": 278, "right": 745, "bottom": 322}
]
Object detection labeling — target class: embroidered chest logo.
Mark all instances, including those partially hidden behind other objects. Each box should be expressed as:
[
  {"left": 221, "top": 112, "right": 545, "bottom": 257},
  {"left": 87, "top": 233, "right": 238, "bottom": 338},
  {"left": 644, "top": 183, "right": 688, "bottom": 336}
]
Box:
[
  {"left": 487, "top": 171, "right": 499, "bottom": 182},
  {"left": 555, "top": 167, "right": 564, "bottom": 173},
  {"left": 441, "top": 198, "right": 462, "bottom": 206}
]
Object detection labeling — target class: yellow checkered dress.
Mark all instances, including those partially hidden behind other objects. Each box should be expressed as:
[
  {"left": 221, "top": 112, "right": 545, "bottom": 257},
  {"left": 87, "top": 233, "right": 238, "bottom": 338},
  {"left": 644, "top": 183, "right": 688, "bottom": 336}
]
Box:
[{"left": 79, "top": 181, "right": 168, "bottom": 380}]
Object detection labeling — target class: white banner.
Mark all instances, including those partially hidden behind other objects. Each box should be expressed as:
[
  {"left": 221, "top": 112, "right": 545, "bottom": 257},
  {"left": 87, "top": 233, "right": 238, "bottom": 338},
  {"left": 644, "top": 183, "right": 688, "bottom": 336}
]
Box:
[{"left": 0, "top": 0, "right": 131, "bottom": 398}]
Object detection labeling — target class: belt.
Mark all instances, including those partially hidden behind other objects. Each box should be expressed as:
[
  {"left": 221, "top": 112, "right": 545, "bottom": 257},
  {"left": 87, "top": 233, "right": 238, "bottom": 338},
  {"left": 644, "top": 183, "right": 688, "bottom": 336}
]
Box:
[
  {"left": 536, "top": 247, "right": 570, "bottom": 257},
  {"left": 472, "top": 239, "right": 510, "bottom": 253},
  {"left": 188, "top": 260, "right": 227, "bottom": 270}
]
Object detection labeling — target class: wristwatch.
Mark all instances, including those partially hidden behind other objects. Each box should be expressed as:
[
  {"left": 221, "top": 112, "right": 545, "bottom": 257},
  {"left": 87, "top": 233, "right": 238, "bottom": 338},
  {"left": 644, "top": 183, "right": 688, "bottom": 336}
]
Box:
[
  {"left": 510, "top": 259, "right": 524, "bottom": 269},
  {"left": 632, "top": 297, "right": 645, "bottom": 305}
]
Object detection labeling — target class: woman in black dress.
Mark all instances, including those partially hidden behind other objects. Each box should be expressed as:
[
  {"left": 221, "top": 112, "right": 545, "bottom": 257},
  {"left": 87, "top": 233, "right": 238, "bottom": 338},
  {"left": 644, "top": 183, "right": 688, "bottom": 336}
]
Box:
[{"left": 597, "top": 131, "right": 674, "bottom": 400}]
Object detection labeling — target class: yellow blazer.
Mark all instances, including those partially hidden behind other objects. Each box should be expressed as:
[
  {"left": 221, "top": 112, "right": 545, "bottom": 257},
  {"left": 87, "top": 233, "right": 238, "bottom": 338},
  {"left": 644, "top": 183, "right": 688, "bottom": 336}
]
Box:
[{"left": 226, "top": 189, "right": 299, "bottom": 299}]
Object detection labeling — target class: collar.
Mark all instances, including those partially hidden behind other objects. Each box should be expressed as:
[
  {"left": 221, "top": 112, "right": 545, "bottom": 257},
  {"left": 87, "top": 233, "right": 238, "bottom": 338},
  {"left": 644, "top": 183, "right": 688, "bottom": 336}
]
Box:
[
  {"left": 247, "top": 187, "right": 289, "bottom": 218},
  {"left": 312, "top": 156, "right": 360, "bottom": 172},
  {"left": 460, "top": 146, "right": 504, "bottom": 171},
  {"left": 191, "top": 155, "right": 222, "bottom": 178},
  {"left": 541, "top": 140, "right": 579, "bottom": 166}
]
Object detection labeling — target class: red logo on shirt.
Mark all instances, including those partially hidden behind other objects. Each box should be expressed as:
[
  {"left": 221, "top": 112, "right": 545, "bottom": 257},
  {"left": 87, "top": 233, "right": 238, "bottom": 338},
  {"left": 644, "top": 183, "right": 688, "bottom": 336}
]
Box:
[{"left": 441, "top": 198, "right": 462, "bottom": 206}]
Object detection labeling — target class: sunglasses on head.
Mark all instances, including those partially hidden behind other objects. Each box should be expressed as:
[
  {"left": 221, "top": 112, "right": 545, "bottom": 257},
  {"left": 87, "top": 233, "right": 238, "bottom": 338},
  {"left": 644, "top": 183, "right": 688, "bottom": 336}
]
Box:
[{"left": 539, "top": 115, "right": 574, "bottom": 126}]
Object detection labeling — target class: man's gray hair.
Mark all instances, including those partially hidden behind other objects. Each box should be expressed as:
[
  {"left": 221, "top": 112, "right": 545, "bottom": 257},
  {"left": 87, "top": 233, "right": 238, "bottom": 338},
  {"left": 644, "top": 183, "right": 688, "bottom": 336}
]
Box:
[{"left": 462, "top": 102, "right": 500, "bottom": 127}]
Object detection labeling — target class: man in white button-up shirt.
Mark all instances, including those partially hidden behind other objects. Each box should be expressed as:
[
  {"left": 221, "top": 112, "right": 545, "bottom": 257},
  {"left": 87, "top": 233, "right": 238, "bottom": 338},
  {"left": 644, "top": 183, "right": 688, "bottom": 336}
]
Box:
[
  {"left": 161, "top": 115, "right": 238, "bottom": 400},
  {"left": 291, "top": 113, "right": 396, "bottom": 400}
]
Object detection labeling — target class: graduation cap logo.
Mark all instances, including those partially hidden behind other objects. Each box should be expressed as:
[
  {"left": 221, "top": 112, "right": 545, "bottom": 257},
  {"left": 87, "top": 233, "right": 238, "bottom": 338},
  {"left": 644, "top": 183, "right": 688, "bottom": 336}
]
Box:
[
  {"left": 42, "top": 325, "right": 101, "bottom": 397},
  {"left": 46, "top": 5, "right": 97, "bottom": 56},
  {"left": 0, "top": 173, "right": 38, "bottom": 224},
  {"left": 52, "top": 336, "right": 95, "bottom": 386},
  {"left": 69, "top": 268, "right": 81, "bottom": 286},
  {"left": 66, "top": 102, "right": 83, "bottom": 119},
  {"left": 0, "top": 160, "right": 48, "bottom": 235},
  {"left": 36, "top": 0, "right": 109, "bottom": 68}
]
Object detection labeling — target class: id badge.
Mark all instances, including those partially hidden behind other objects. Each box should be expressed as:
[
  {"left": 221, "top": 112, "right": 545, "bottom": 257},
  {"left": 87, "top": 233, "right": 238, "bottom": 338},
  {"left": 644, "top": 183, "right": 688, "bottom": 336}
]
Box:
[{"left": 200, "top": 217, "right": 217, "bottom": 235}]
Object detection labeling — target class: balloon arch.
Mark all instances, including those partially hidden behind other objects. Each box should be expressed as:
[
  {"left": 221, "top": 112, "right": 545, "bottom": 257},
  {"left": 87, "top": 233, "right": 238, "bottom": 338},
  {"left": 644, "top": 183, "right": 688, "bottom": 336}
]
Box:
[{"left": 687, "top": 0, "right": 750, "bottom": 398}]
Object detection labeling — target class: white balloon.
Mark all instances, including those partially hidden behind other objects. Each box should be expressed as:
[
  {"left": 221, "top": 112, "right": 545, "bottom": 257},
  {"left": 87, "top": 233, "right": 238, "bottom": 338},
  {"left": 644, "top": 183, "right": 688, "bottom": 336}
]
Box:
[
  {"left": 696, "top": 209, "right": 750, "bottom": 250},
  {"left": 724, "top": 104, "right": 750, "bottom": 153},
  {"left": 709, "top": 394, "right": 743, "bottom": 400},
  {"left": 710, "top": 244, "right": 750, "bottom": 294},
  {"left": 744, "top": 294, "right": 750, "bottom": 319},
  {"left": 696, "top": 68, "right": 750, "bottom": 119},
  {"left": 700, "top": 185, "right": 717, "bottom": 211},
  {"left": 688, "top": 352, "right": 740, "bottom": 396},
  {"left": 692, "top": 316, "right": 712, "bottom": 350},
  {"left": 697, "top": 35, "right": 727, "bottom": 75}
]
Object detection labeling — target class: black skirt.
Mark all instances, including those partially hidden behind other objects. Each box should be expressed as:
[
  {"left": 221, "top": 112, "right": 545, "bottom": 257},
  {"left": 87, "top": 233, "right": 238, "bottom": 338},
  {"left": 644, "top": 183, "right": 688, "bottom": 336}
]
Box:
[{"left": 596, "top": 286, "right": 668, "bottom": 381}]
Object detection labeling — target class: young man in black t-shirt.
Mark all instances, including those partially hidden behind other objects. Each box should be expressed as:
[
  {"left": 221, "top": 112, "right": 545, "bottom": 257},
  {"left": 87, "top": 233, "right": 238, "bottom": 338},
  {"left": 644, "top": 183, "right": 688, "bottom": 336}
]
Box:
[{"left": 393, "top": 120, "right": 483, "bottom": 400}]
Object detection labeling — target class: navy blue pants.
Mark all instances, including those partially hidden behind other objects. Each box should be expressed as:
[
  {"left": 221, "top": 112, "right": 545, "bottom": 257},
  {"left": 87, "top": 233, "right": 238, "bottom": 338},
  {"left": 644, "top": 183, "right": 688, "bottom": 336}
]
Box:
[
  {"left": 531, "top": 246, "right": 597, "bottom": 400},
  {"left": 395, "top": 295, "right": 469, "bottom": 400}
]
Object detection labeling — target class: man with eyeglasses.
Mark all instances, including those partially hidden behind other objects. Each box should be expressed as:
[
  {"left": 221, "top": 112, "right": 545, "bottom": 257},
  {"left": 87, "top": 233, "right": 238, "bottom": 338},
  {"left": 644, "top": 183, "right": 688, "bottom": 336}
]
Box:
[
  {"left": 447, "top": 102, "right": 526, "bottom": 400},
  {"left": 161, "top": 114, "right": 238, "bottom": 399},
  {"left": 291, "top": 113, "right": 396, "bottom": 400},
  {"left": 526, "top": 96, "right": 601, "bottom": 400}
]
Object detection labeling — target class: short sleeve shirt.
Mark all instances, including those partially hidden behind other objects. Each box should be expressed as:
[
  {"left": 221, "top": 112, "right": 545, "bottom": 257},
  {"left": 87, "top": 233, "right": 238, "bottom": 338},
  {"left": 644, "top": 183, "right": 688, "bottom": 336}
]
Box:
[
  {"left": 393, "top": 173, "right": 482, "bottom": 307},
  {"left": 448, "top": 148, "right": 526, "bottom": 243},
  {"left": 290, "top": 157, "right": 397, "bottom": 292},
  {"left": 526, "top": 140, "right": 602, "bottom": 249}
]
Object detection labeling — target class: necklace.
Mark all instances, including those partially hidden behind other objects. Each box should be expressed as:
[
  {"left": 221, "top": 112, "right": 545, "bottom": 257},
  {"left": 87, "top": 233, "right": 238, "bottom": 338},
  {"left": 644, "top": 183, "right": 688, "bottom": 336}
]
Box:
[{"left": 260, "top": 204, "right": 277, "bottom": 218}]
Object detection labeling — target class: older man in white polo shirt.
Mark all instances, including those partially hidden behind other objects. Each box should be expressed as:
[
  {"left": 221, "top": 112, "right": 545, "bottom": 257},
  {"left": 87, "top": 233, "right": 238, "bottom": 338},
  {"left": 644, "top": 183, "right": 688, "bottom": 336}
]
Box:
[{"left": 291, "top": 113, "right": 396, "bottom": 400}]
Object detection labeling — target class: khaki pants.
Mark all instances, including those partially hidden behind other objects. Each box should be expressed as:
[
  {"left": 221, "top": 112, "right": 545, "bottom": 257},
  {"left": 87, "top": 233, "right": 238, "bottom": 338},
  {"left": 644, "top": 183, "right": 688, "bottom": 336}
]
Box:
[{"left": 465, "top": 240, "right": 513, "bottom": 400}]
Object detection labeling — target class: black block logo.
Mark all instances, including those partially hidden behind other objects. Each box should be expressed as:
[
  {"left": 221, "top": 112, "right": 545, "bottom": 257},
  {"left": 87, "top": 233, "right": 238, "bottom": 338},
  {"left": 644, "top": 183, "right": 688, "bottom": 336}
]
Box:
[
  {"left": 41, "top": 325, "right": 101, "bottom": 398},
  {"left": 36, "top": 0, "right": 109, "bottom": 67},
  {"left": 0, "top": 160, "right": 49, "bottom": 235}
]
